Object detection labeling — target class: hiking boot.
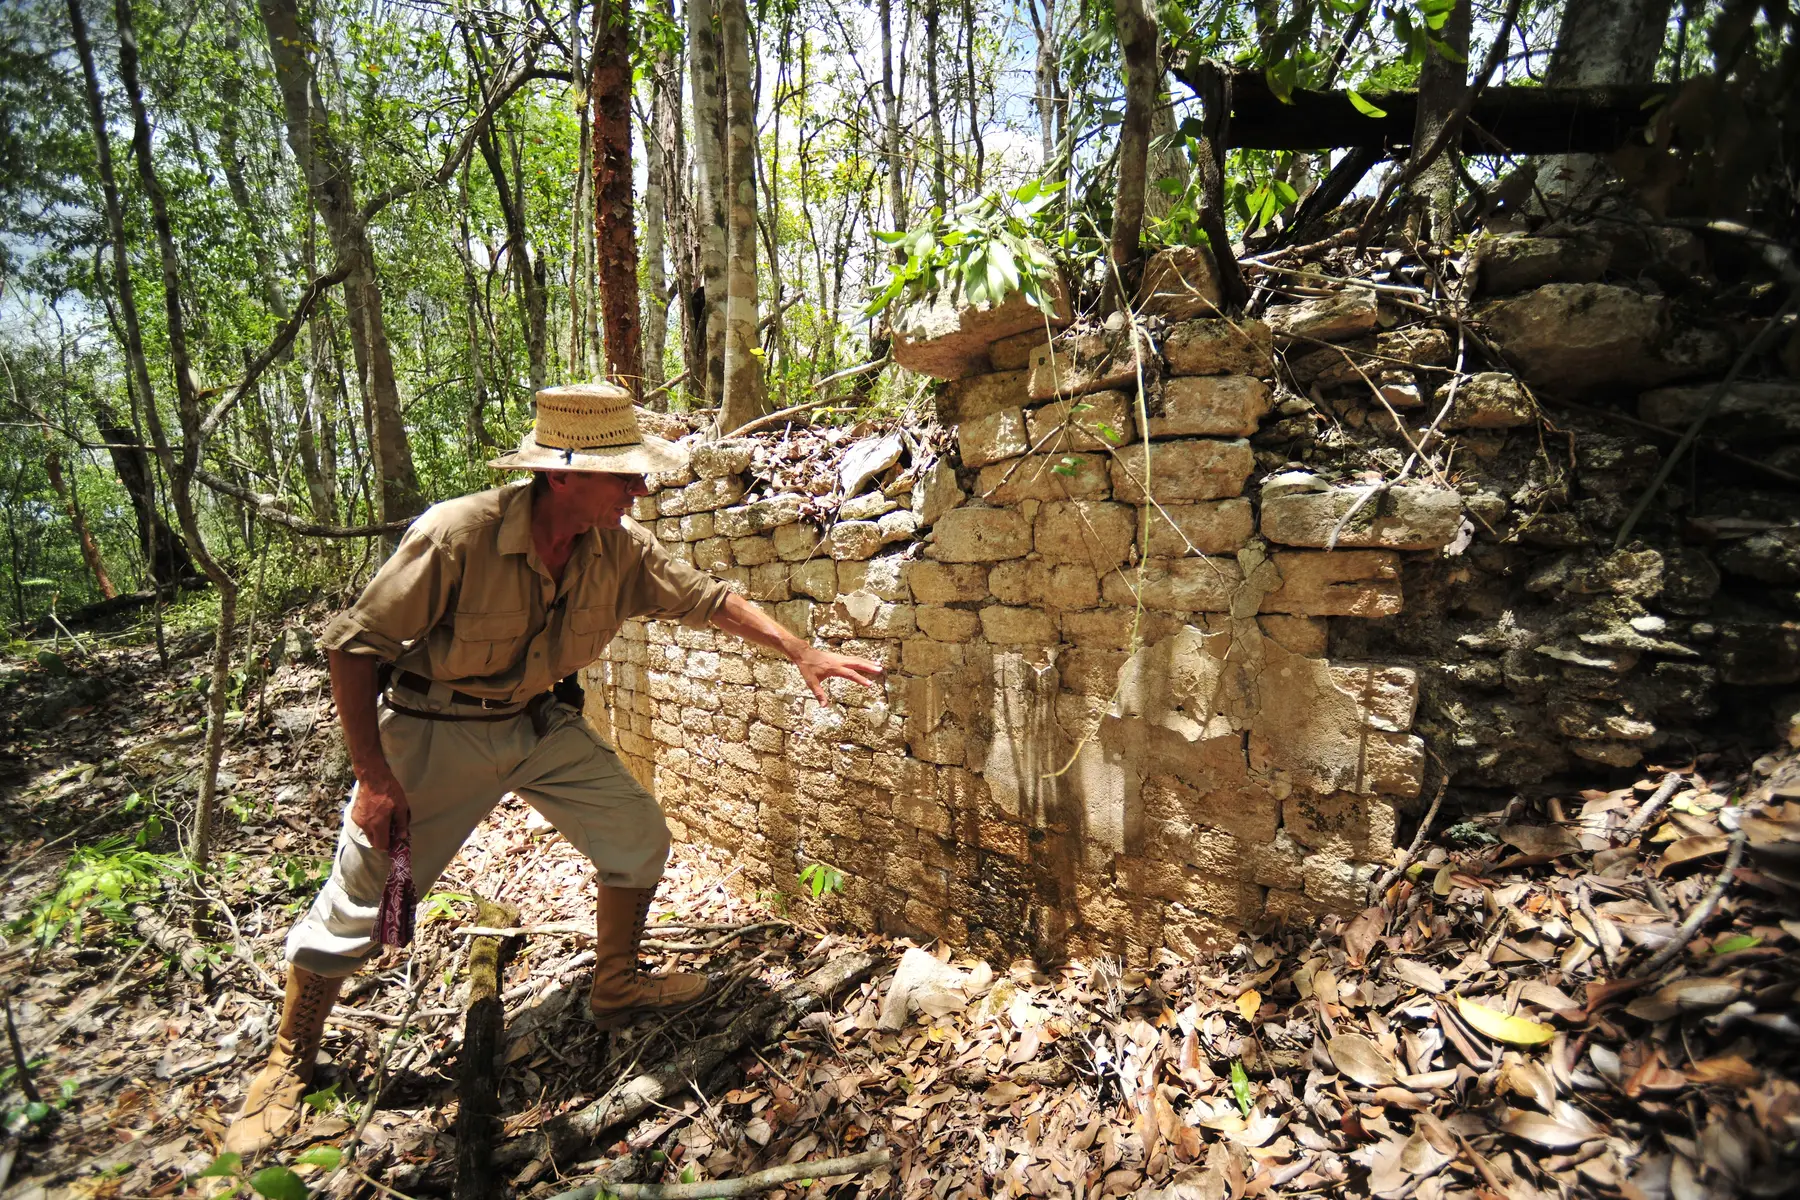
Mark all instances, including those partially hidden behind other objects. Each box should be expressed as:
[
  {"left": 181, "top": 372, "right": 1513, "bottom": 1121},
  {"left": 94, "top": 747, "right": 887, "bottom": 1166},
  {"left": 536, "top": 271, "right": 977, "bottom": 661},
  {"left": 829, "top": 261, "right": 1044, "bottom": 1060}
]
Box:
[
  {"left": 587, "top": 885, "right": 706, "bottom": 1028},
  {"left": 223, "top": 966, "right": 344, "bottom": 1155}
]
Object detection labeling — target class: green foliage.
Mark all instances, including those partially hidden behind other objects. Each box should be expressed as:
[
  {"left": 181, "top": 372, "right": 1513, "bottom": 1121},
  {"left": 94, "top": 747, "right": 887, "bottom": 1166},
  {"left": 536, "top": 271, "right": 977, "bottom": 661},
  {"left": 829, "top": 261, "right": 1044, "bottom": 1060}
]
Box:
[
  {"left": 797, "top": 860, "right": 846, "bottom": 900},
  {"left": 1230, "top": 1059, "right": 1253, "bottom": 1116},
  {"left": 866, "top": 179, "right": 1067, "bottom": 317},
  {"left": 13, "top": 818, "right": 176, "bottom": 947}
]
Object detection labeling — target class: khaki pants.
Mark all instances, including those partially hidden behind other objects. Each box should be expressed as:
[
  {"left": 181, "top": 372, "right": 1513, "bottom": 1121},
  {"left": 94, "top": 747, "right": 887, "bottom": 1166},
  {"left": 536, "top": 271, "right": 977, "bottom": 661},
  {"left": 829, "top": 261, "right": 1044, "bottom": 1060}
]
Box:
[{"left": 286, "top": 692, "right": 667, "bottom": 977}]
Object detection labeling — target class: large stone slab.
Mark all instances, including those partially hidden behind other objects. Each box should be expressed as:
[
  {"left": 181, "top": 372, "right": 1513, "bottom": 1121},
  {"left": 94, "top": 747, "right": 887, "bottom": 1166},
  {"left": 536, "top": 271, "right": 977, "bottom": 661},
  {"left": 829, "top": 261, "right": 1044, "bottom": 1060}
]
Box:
[
  {"left": 1110, "top": 438, "right": 1254, "bottom": 502},
  {"left": 1480, "top": 283, "right": 1730, "bottom": 394},
  {"left": 939, "top": 369, "right": 1029, "bottom": 424},
  {"left": 975, "top": 453, "right": 1111, "bottom": 504},
  {"left": 1034, "top": 500, "right": 1136, "bottom": 569},
  {"left": 1025, "top": 390, "right": 1135, "bottom": 452},
  {"left": 1260, "top": 477, "right": 1463, "bottom": 550},
  {"left": 929, "top": 507, "right": 1033, "bottom": 562},
  {"left": 890, "top": 267, "right": 1073, "bottom": 380},
  {"left": 1163, "top": 318, "right": 1273, "bottom": 376},
  {"left": 1260, "top": 551, "right": 1404, "bottom": 616},
  {"left": 1133, "top": 245, "right": 1222, "bottom": 321},
  {"left": 1639, "top": 380, "right": 1800, "bottom": 440},
  {"left": 1028, "top": 327, "right": 1155, "bottom": 401},
  {"left": 1149, "top": 375, "right": 1271, "bottom": 438},
  {"left": 1266, "top": 287, "right": 1378, "bottom": 344},
  {"left": 1472, "top": 235, "right": 1609, "bottom": 296}
]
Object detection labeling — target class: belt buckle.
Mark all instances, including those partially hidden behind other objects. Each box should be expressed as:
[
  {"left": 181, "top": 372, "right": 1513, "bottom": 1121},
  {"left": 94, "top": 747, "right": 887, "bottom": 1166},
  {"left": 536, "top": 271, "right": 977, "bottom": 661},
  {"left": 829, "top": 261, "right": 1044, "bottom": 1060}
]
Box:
[{"left": 479, "top": 695, "right": 511, "bottom": 711}]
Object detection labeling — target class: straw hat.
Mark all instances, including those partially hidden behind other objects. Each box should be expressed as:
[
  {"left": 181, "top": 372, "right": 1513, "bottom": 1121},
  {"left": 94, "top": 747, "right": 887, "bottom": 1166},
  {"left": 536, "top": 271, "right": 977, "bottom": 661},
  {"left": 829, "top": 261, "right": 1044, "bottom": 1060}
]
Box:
[{"left": 488, "top": 382, "right": 687, "bottom": 475}]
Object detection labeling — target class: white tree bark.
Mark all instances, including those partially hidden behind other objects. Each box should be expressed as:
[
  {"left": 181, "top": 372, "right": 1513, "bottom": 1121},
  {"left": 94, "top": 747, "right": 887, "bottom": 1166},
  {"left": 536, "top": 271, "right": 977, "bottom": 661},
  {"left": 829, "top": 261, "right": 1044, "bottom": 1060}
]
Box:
[
  {"left": 718, "top": 0, "right": 766, "bottom": 430},
  {"left": 687, "top": 0, "right": 728, "bottom": 409}
]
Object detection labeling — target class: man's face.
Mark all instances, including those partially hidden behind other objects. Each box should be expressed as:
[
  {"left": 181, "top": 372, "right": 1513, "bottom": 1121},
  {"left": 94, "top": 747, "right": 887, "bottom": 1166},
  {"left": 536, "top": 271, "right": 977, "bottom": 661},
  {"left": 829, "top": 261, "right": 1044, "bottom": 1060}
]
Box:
[{"left": 541, "top": 469, "right": 650, "bottom": 530}]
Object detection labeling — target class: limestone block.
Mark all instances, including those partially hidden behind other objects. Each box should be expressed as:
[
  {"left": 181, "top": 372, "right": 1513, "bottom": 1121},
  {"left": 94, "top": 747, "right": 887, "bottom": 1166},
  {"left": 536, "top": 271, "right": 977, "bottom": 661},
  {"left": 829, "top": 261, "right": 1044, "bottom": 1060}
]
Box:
[
  {"left": 838, "top": 553, "right": 911, "bottom": 601},
  {"left": 1361, "top": 732, "right": 1425, "bottom": 797},
  {"left": 1103, "top": 557, "right": 1242, "bottom": 612},
  {"left": 1242, "top": 830, "right": 1307, "bottom": 890},
  {"left": 1472, "top": 235, "right": 1609, "bottom": 296},
  {"left": 1301, "top": 852, "right": 1364, "bottom": 909},
  {"left": 982, "top": 652, "right": 1063, "bottom": 822},
  {"left": 1262, "top": 888, "right": 1329, "bottom": 925},
  {"left": 878, "top": 509, "right": 921, "bottom": 544},
  {"left": 1328, "top": 664, "right": 1418, "bottom": 731},
  {"left": 1266, "top": 287, "right": 1378, "bottom": 344},
  {"left": 1480, "top": 283, "right": 1728, "bottom": 394},
  {"left": 1028, "top": 327, "right": 1154, "bottom": 402},
  {"left": 903, "top": 637, "right": 964, "bottom": 675},
  {"left": 980, "top": 605, "right": 1057, "bottom": 645},
  {"left": 746, "top": 564, "right": 791, "bottom": 602},
  {"left": 1163, "top": 318, "right": 1274, "bottom": 377},
  {"left": 1260, "top": 551, "right": 1403, "bottom": 617},
  {"left": 1035, "top": 500, "right": 1136, "bottom": 569},
  {"left": 930, "top": 507, "right": 1032, "bottom": 562},
  {"left": 1140, "top": 771, "right": 1278, "bottom": 844},
  {"left": 631, "top": 496, "right": 659, "bottom": 521},
  {"left": 665, "top": 541, "right": 695, "bottom": 566},
  {"left": 940, "top": 369, "right": 1030, "bottom": 424},
  {"left": 891, "top": 268, "right": 1072, "bottom": 381},
  {"left": 655, "top": 517, "right": 682, "bottom": 541},
  {"left": 1134, "top": 244, "right": 1223, "bottom": 321},
  {"left": 731, "top": 535, "right": 777, "bottom": 567},
  {"left": 989, "top": 327, "right": 1055, "bottom": 371},
  {"left": 691, "top": 439, "right": 754, "bottom": 478},
  {"left": 990, "top": 561, "right": 1101, "bottom": 610},
  {"left": 903, "top": 562, "right": 985, "bottom": 605},
  {"left": 1149, "top": 376, "right": 1272, "bottom": 438},
  {"left": 1061, "top": 608, "right": 1141, "bottom": 649},
  {"left": 911, "top": 458, "right": 966, "bottom": 527},
  {"left": 1059, "top": 647, "right": 1125, "bottom": 695},
  {"left": 1145, "top": 499, "right": 1255, "bottom": 556},
  {"left": 1437, "top": 372, "right": 1535, "bottom": 430},
  {"left": 917, "top": 605, "right": 981, "bottom": 643},
  {"left": 771, "top": 600, "right": 812, "bottom": 641},
  {"left": 715, "top": 494, "right": 806, "bottom": 538},
  {"left": 957, "top": 406, "right": 1029, "bottom": 468},
  {"left": 658, "top": 476, "right": 745, "bottom": 517},
  {"left": 976, "top": 453, "right": 1111, "bottom": 504},
  {"left": 1639, "top": 380, "right": 1800, "bottom": 440},
  {"left": 1284, "top": 792, "right": 1398, "bottom": 860},
  {"left": 1025, "top": 390, "right": 1135, "bottom": 453},
  {"left": 826, "top": 521, "right": 884, "bottom": 561},
  {"left": 770, "top": 523, "right": 820, "bottom": 561},
  {"left": 822, "top": 597, "right": 915, "bottom": 640},
  {"left": 787, "top": 558, "right": 836, "bottom": 601},
  {"left": 693, "top": 536, "right": 732, "bottom": 573},
  {"left": 1718, "top": 529, "right": 1800, "bottom": 584},
  {"left": 1259, "top": 477, "right": 1464, "bottom": 550},
  {"left": 679, "top": 513, "right": 715, "bottom": 541},
  {"left": 1110, "top": 439, "right": 1254, "bottom": 503},
  {"left": 840, "top": 492, "right": 898, "bottom": 521},
  {"left": 910, "top": 723, "right": 967, "bottom": 766}
]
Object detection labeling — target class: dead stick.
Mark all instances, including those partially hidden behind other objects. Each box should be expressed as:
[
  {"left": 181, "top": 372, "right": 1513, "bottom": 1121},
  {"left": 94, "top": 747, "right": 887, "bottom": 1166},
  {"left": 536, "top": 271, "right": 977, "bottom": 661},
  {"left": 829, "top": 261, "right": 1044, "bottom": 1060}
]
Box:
[
  {"left": 3, "top": 997, "right": 41, "bottom": 1105},
  {"left": 1632, "top": 831, "right": 1748, "bottom": 979},
  {"left": 1369, "top": 775, "right": 1448, "bottom": 901},
  {"left": 1622, "top": 773, "right": 1684, "bottom": 836},
  {"left": 455, "top": 898, "right": 518, "bottom": 1200},
  {"left": 550, "top": 1149, "right": 892, "bottom": 1200}
]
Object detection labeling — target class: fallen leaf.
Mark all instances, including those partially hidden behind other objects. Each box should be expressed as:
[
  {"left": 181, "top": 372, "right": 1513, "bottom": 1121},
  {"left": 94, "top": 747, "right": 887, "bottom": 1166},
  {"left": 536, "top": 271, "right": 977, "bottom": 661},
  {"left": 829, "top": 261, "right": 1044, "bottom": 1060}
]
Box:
[
  {"left": 1344, "top": 906, "right": 1387, "bottom": 969},
  {"left": 1660, "top": 835, "right": 1729, "bottom": 868},
  {"left": 1390, "top": 959, "right": 1445, "bottom": 994},
  {"left": 1684, "top": 1055, "right": 1761, "bottom": 1088},
  {"left": 1498, "top": 825, "right": 1582, "bottom": 857},
  {"left": 1455, "top": 996, "right": 1556, "bottom": 1046},
  {"left": 1328, "top": 1033, "right": 1399, "bottom": 1087},
  {"left": 1236, "top": 989, "right": 1262, "bottom": 1023},
  {"left": 1625, "top": 973, "right": 1744, "bottom": 1021},
  {"left": 1500, "top": 1101, "right": 1604, "bottom": 1148}
]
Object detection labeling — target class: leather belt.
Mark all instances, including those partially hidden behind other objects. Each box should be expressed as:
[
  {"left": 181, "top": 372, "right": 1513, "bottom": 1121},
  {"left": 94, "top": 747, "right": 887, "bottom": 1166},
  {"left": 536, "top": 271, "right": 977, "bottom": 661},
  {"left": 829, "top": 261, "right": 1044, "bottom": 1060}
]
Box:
[{"left": 393, "top": 669, "right": 529, "bottom": 713}]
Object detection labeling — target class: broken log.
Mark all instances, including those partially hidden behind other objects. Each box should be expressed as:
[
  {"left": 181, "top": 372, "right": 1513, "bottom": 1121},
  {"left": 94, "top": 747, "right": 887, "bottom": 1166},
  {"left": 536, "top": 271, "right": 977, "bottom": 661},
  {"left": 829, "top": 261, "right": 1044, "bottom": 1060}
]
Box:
[
  {"left": 549, "top": 1148, "right": 891, "bottom": 1200},
  {"left": 1177, "top": 65, "right": 1677, "bottom": 154},
  {"left": 544, "top": 949, "right": 880, "bottom": 1161},
  {"left": 454, "top": 898, "right": 519, "bottom": 1200}
]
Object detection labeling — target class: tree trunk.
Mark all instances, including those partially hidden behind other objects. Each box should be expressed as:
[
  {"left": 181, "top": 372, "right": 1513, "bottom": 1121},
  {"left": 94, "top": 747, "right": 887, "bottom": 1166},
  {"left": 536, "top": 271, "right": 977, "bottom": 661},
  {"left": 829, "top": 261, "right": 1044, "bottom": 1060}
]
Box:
[
  {"left": 1407, "top": 0, "right": 1472, "bottom": 243},
  {"left": 880, "top": 0, "right": 907, "bottom": 233},
  {"left": 1536, "top": 0, "right": 1675, "bottom": 209},
  {"left": 925, "top": 0, "right": 947, "bottom": 212},
  {"left": 642, "top": 26, "right": 674, "bottom": 403},
  {"left": 1026, "top": 0, "right": 1065, "bottom": 177},
  {"left": 44, "top": 443, "right": 116, "bottom": 599},
  {"left": 257, "top": 0, "right": 421, "bottom": 526},
  {"left": 590, "top": 0, "right": 643, "bottom": 393},
  {"left": 718, "top": 0, "right": 765, "bottom": 432},
  {"left": 1108, "top": 0, "right": 1157, "bottom": 308},
  {"left": 688, "top": 0, "right": 728, "bottom": 408},
  {"left": 568, "top": 9, "right": 591, "bottom": 380},
  {"left": 95, "top": 407, "right": 192, "bottom": 585},
  {"left": 963, "top": 0, "right": 982, "bottom": 189},
  {"left": 1144, "top": 39, "right": 1191, "bottom": 224},
  {"left": 477, "top": 122, "right": 548, "bottom": 394}
]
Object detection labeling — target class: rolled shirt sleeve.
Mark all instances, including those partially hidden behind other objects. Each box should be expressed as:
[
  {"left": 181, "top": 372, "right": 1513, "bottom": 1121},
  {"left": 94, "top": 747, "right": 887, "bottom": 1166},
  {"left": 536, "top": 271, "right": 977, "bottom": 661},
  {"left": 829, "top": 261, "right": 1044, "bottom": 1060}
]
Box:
[
  {"left": 319, "top": 524, "right": 458, "bottom": 660},
  {"left": 618, "top": 523, "right": 733, "bottom": 629}
]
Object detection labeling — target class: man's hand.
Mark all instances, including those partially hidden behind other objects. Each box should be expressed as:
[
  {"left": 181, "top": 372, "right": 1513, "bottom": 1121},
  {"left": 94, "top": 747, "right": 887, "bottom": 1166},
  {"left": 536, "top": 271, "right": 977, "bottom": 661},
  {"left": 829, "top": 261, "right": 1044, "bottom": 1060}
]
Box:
[
  {"left": 710, "top": 592, "right": 886, "bottom": 704},
  {"left": 793, "top": 645, "right": 886, "bottom": 705},
  {"left": 351, "top": 770, "right": 411, "bottom": 854}
]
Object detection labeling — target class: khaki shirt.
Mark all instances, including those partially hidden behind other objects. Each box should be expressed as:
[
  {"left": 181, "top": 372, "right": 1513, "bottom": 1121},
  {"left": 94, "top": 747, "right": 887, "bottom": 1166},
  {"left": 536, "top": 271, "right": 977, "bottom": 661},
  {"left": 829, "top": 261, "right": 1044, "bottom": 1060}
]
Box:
[{"left": 320, "top": 480, "right": 730, "bottom": 702}]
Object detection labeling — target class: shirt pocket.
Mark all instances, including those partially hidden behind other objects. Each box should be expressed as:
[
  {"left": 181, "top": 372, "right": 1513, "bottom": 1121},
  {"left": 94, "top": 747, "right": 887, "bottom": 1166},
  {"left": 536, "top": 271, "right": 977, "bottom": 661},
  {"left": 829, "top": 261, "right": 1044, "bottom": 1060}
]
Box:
[
  {"left": 561, "top": 601, "right": 616, "bottom": 674},
  {"left": 445, "top": 607, "right": 529, "bottom": 678}
]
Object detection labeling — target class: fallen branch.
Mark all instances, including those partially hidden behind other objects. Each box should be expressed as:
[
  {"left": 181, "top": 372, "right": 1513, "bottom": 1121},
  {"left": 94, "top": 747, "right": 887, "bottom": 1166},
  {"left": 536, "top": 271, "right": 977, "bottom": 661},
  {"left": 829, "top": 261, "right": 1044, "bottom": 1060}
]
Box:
[
  {"left": 1632, "top": 831, "right": 1748, "bottom": 979},
  {"left": 455, "top": 898, "right": 518, "bottom": 1200},
  {"left": 1622, "top": 772, "right": 1685, "bottom": 836},
  {"left": 1369, "top": 776, "right": 1448, "bottom": 902},
  {"left": 720, "top": 356, "right": 890, "bottom": 439},
  {"left": 545, "top": 950, "right": 880, "bottom": 1160},
  {"left": 549, "top": 1149, "right": 891, "bottom": 1200}
]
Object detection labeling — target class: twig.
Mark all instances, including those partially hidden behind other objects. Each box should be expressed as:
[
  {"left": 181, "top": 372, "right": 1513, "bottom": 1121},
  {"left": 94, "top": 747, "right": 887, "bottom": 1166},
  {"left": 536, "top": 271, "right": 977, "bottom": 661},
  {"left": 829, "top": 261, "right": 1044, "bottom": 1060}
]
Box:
[
  {"left": 345, "top": 951, "right": 430, "bottom": 1164},
  {"left": 1622, "top": 773, "right": 1684, "bottom": 836},
  {"left": 1369, "top": 775, "right": 1448, "bottom": 901},
  {"left": 720, "top": 356, "right": 890, "bottom": 438},
  {"left": 549, "top": 1149, "right": 891, "bottom": 1200},
  {"left": 3, "top": 997, "right": 41, "bottom": 1105},
  {"left": 1632, "top": 831, "right": 1747, "bottom": 979},
  {"left": 352, "top": 1168, "right": 422, "bottom": 1200},
  {"left": 1614, "top": 292, "right": 1800, "bottom": 547},
  {"left": 1575, "top": 884, "right": 1614, "bottom": 975},
  {"left": 1642, "top": 876, "right": 1675, "bottom": 920},
  {"left": 640, "top": 369, "right": 692, "bottom": 407}
]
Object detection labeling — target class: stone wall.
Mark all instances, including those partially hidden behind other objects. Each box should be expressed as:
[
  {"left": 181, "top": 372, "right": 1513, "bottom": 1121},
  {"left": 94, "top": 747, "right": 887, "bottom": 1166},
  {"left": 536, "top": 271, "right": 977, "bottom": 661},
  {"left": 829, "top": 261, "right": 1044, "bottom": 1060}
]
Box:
[{"left": 585, "top": 236, "right": 1795, "bottom": 963}]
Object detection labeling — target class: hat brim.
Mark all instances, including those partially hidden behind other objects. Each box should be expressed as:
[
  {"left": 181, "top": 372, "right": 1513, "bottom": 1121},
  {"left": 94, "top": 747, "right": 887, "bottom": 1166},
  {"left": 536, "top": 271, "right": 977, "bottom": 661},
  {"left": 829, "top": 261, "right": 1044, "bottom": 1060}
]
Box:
[{"left": 489, "top": 429, "right": 687, "bottom": 475}]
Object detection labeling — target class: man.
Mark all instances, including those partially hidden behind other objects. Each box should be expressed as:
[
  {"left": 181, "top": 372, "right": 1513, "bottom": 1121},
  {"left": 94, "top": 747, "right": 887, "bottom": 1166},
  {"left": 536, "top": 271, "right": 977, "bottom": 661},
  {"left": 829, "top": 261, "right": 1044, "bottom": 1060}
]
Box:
[{"left": 226, "top": 383, "right": 884, "bottom": 1154}]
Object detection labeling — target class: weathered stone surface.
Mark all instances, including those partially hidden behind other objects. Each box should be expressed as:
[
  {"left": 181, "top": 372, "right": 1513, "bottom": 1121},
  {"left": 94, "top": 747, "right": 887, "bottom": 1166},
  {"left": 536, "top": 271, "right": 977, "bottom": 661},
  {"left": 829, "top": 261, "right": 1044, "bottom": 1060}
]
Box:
[
  {"left": 715, "top": 494, "right": 805, "bottom": 537},
  {"left": 1163, "top": 318, "right": 1273, "bottom": 376},
  {"left": 957, "top": 406, "right": 1029, "bottom": 467},
  {"left": 1284, "top": 792, "right": 1397, "bottom": 859},
  {"left": 772, "top": 521, "right": 825, "bottom": 561},
  {"left": 940, "top": 370, "right": 1030, "bottom": 424},
  {"left": 879, "top": 509, "right": 921, "bottom": 544},
  {"left": 1103, "top": 557, "right": 1242, "bottom": 612},
  {"left": 891, "top": 268, "right": 1072, "bottom": 381},
  {"left": 975, "top": 453, "right": 1111, "bottom": 504},
  {"left": 1110, "top": 438, "right": 1254, "bottom": 502},
  {"left": 1473, "top": 235, "right": 1609, "bottom": 296},
  {"left": 1480, "top": 283, "right": 1730, "bottom": 393},
  {"left": 1028, "top": 327, "right": 1154, "bottom": 401},
  {"left": 917, "top": 604, "right": 981, "bottom": 642},
  {"left": 1260, "top": 478, "right": 1464, "bottom": 550},
  {"left": 989, "top": 327, "right": 1056, "bottom": 371},
  {"left": 1259, "top": 614, "right": 1327, "bottom": 657},
  {"left": 691, "top": 439, "right": 754, "bottom": 478},
  {"left": 1035, "top": 500, "right": 1136, "bottom": 569},
  {"left": 1144, "top": 499, "right": 1255, "bottom": 556},
  {"left": 693, "top": 536, "right": 732, "bottom": 572},
  {"left": 838, "top": 553, "right": 910, "bottom": 600},
  {"left": 1149, "top": 375, "right": 1271, "bottom": 438},
  {"left": 1260, "top": 551, "right": 1403, "bottom": 617},
  {"left": 1718, "top": 529, "right": 1800, "bottom": 584},
  {"left": 1134, "top": 244, "right": 1222, "bottom": 321},
  {"left": 658, "top": 476, "right": 746, "bottom": 517},
  {"left": 679, "top": 513, "right": 715, "bottom": 541},
  {"left": 980, "top": 605, "right": 1058, "bottom": 645},
  {"left": 930, "top": 507, "right": 1033, "bottom": 562},
  {"left": 1025, "top": 390, "right": 1135, "bottom": 452},
  {"left": 828, "top": 521, "right": 885, "bottom": 561},
  {"left": 1266, "top": 287, "right": 1378, "bottom": 343},
  {"left": 911, "top": 459, "right": 965, "bottom": 526},
  {"left": 1328, "top": 665, "right": 1418, "bottom": 731},
  {"left": 906, "top": 561, "right": 989, "bottom": 603},
  {"left": 1438, "top": 372, "right": 1535, "bottom": 430},
  {"left": 1639, "top": 381, "right": 1800, "bottom": 440},
  {"left": 1716, "top": 620, "right": 1800, "bottom": 686},
  {"left": 790, "top": 558, "right": 837, "bottom": 601},
  {"left": 840, "top": 492, "right": 897, "bottom": 521},
  {"left": 990, "top": 560, "right": 1102, "bottom": 609}
]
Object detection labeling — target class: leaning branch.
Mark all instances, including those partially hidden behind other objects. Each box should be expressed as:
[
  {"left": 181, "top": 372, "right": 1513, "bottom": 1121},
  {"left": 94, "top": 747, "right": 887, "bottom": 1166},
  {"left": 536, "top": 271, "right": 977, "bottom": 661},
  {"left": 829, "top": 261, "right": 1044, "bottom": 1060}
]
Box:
[
  {"left": 720, "top": 355, "right": 890, "bottom": 438},
  {"left": 198, "top": 263, "right": 353, "bottom": 443},
  {"left": 193, "top": 467, "right": 415, "bottom": 538}
]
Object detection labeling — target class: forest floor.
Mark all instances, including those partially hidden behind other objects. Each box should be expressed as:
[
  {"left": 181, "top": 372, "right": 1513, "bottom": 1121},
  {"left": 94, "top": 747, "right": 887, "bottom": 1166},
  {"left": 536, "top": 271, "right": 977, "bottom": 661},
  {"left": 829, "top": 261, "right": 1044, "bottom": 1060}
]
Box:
[{"left": 1, "top": 608, "right": 1797, "bottom": 1200}]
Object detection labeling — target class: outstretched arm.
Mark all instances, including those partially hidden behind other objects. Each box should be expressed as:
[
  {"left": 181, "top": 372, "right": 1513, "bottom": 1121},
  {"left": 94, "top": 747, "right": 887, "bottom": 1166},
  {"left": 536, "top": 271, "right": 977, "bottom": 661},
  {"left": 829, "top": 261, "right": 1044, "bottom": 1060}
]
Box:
[
  {"left": 709, "top": 591, "right": 885, "bottom": 704},
  {"left": 328, "top": 649, "right": 410, "bottom": 853}
]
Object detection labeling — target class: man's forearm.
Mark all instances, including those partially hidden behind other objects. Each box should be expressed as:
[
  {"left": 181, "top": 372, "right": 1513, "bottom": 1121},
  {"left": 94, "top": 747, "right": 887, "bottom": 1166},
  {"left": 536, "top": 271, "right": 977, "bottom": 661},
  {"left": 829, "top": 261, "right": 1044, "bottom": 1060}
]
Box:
[
  {"left": 709, "top": 592, "right": 809, "bottom": 661},
  {"left": 328, "top": 649, "right": 397, "bottom": 785}
]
